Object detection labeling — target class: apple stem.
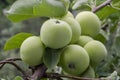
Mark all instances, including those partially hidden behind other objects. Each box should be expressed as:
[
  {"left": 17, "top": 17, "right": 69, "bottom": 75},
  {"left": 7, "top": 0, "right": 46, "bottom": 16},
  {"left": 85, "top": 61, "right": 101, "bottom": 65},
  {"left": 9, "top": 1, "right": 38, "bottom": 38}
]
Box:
[{"left": 55, "top": 20, "right": 60, "bottom": 24}]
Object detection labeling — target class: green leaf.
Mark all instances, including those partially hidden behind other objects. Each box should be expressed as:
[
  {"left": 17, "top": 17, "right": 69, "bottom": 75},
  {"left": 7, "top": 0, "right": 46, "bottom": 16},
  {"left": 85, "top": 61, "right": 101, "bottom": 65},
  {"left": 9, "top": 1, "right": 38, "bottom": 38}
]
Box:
[
  {"left": 14, "top": 76, "right": 23, "bottom": 80},
  {"left": 6, "top": 0, "right": 39, "bottom": 22},
  {"left": 114, "top": 36, "right": 120, "bottom": 54},
  {"left": 72, "top": 0, "right": 88, "bottom": 10},
  {"left": 4, "top": 32, "right": 33, "bottom": 51},
  {"left": 6, "top": 0, "right": 69, "bottom": 22},
  {"left": 96, "top": 6, "right": 118, "bottom": 20},
  {"left": 94, "top": 30, "right": 108, "bottom": 44},
  {"left": 111, "top": 0, "right": 120, "bottom": 10},
  {"left": 43, "top": 48, "right": 62, "bottom": 69},
  {"left": 106, "top": 71, "right": 120, "bottom": 80},
  {"left": 34, "top": 0, "right": 68, "bottom": 18}
]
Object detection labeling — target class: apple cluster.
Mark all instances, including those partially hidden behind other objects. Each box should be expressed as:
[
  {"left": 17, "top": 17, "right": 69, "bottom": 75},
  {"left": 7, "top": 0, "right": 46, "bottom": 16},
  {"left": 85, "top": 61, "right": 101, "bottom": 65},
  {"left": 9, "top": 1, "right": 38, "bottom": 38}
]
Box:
[{"left": 20, "top": 11, "right": 107, "bottom": 78}]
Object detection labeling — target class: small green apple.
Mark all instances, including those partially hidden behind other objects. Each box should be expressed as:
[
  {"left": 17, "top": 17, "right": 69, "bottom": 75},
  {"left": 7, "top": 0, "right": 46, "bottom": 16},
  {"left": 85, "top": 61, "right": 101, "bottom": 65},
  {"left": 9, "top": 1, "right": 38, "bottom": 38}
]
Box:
[
  {"left": 75, "top": 11, "right": 101, "bottom": 37},
  {"left": 63, "top": 11, "right": 74, "bottom": 18},
  {"left": 20, "top": 36, "right": 45, "bottom": 66},
  {"left": 77, "top": 35, "right": 93, "bottom": 47},
  {"left": 62, "top": 17, "right": 81, "bottom": 43},
  {"left": 80, "top": 66, "right": 95, "bottom": 78},
  {"left": 84, "top": 40, "right": 107, "bottom": 67},
  {"left": 60, "top": 45, "right": 89, "bottom": 75},
  {"left": 40, "top": 19, "right": 72, "bottom": 49}
]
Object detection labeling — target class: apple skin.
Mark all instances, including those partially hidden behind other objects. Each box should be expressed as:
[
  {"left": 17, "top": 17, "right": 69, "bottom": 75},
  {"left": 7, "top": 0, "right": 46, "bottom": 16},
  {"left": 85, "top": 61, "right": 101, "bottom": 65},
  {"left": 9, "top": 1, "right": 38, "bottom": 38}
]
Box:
[
  {"left": 20, "top": 36, "right": 45, "bottom": 66},
  {"left": 62, "top": 17, "right": 81, "bottom": 43},
  {"left": 40, "top": 19, "right": 72, "bottom": 49},
  {"left": 60, "top": 45, "right": 90, "bottom": 75},
  {"left": 84, "top": 40, "right": 107, "bottom": 67},
  {"left": 75, "top": 11, "right": 101, "bottom": 37},
  {"left": 80, "top": 66, "right": 95, "bottom": 78},
  {"left": 63, "top": 11, "right": 74, "bottom": 18},
  {"left": 77, "top": 35, "right": 93, "bottom": 47}
]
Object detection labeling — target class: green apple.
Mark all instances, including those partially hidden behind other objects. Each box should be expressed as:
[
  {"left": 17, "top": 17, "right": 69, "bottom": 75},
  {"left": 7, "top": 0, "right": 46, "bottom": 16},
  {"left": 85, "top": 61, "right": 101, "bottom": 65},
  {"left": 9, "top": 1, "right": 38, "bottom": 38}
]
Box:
[
  {"left": 60, "top": 45, "right": 90, "bottom": 75},
  {"left": 40, "top": 19, "right": 72, "bottom": 49},
  {"left": 80, "top": 66, "right": 95, "bottom": 78},
  {"left": 20, "top": 36, "right": 45, "bottom": 66},
  {"left": 62, "top": 17, "right": 81, "bottom": 43},
  {"left": 75, "top": 11, "right": 101, "bottom": 37},
  {"left": 84, "top": 40, "right": 107, "bottom": 67},
  {"left": 63, "top": 11, "right": 74, "bottom": 18},
  {"left": 77, "top": 35, "right": 93, "bottom": 47}
]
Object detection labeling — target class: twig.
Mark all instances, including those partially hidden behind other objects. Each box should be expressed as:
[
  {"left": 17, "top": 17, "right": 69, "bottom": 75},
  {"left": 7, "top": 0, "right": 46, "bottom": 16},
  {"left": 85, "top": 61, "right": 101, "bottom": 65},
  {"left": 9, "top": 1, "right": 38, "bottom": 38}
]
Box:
[
  {"left": 0, "top": 57, "right": 21, "bottom": 69},
  {"left": 92, "top": 0, "right": 112, "bottom": 13},
  {"left": 0, "top": 61, "right": 29, "bottom": 80},
  {"left": 44, "top": 73, "right": 108, "bottom": 80},
  {"left": 5, "top": 57, "right": 22, "bottom": 61}
]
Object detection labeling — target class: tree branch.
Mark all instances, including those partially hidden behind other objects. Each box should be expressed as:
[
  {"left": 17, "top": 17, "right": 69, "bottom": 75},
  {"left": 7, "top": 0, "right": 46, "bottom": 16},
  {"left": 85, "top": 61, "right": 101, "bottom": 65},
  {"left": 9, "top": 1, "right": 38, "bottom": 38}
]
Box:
[
  {"left": 31, "top": 64, "right": 47, "bottom": 80},
  {"left": 0, "top": 57, "right": 21, "bottom": 69},
  {"left": 92, "top": 0, "right": 112, "bottom": 13},
  {"left": 44, "top": 73, "right": 107, "bottom": 80},
  {"left": 0, "top": 61, "right": 29, "bottom": 80}
]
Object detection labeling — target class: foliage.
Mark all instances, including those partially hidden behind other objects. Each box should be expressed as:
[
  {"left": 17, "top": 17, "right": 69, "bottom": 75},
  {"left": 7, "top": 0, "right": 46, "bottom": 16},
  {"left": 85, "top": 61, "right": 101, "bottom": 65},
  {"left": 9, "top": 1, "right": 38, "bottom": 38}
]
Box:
[{"left": 0, "top": 0, "right": 120, "bottom": 79}]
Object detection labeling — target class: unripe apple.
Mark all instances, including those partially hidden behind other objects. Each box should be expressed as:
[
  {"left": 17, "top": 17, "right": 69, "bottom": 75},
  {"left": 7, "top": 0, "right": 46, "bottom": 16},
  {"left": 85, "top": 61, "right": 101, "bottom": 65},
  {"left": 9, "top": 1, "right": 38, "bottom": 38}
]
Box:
[
  {"left": 84, "top": 40, "right": 107, "bottom": 67},
  {"left": 80, "top": 66, "right": 95, "bottom": 78},
  {"left": 20, "top": 36, "right": 45, "bottom": 66},
  {"left": 75, "top": 11, "right": 101, "bottom": 37},
  {"left": 63, "top": 11, "right": 74, "bottom": 18},
  {"left": 40, "top": 19, "right": 72, "bottom": 49},
  {"left": 77, "top": 35, "right": 93, "bottom": 47},
  {"left": 62, "top": 17, "right": 81, "bottom": 43},
  {"left": 60, "top": 45, "right": 90, "bottom": 75}
]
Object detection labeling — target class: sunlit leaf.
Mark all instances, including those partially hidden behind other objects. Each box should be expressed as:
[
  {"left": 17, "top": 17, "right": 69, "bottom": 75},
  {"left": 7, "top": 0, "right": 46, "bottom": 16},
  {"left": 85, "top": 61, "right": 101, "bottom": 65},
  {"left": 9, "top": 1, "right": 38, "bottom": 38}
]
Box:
[
  {"left": 34, "top": 0, "right": 69, "bottom": 18},
  {"left": 96, "top": 6, "right": 118, "bottom": 20},
  {"left": 6, "top": 0, "right": 69, "bottom": 22},
  {"left": 6, "top": 0, "right": 39, "bottom": 22},
  {"left": 14, "top": 76, "right": 23, "bottom": 80},
  {"left": 4, "top": 32, "right": 33, "bottom": 51}
]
